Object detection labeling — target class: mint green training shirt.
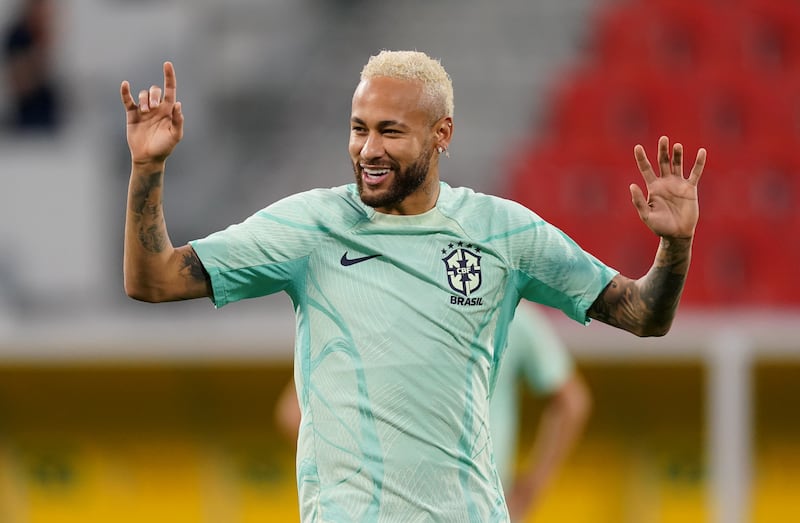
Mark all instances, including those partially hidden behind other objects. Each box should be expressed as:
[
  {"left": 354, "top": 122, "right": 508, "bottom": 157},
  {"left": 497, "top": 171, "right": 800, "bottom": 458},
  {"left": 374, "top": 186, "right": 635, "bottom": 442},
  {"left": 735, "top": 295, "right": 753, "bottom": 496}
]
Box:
[
  {"left": 489, "top": 302, "right": 573, "bottom": 488},
  {"left": 190, "top": 182, "right": 617, "bottom": 523}
]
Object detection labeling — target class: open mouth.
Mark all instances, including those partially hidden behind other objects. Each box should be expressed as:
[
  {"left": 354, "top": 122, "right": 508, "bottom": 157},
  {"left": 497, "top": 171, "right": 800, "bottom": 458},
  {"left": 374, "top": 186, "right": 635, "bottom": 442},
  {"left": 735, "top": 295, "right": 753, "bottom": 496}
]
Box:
[{"left": 361, "top": 166, "right": 392, "bottom": 186}]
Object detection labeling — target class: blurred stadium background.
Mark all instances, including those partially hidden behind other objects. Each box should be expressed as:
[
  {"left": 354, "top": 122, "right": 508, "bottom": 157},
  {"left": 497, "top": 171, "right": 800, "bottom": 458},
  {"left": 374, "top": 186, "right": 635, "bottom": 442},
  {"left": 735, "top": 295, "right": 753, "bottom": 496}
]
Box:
[{"left": 0, "top": 0, "right": 798, "bottom": 522}]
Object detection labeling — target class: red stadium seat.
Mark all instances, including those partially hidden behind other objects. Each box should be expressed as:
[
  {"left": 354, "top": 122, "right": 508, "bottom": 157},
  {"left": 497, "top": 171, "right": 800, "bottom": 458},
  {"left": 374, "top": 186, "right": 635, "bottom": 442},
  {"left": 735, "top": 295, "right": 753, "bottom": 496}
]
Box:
[
  {"left": 507, "top": 0, "right": 800, "bottom": 305},
  {"left": 587, "top": 2, "right": 737, "bottom": 72},
  {"left": 541, "top": 64, "right": 696, "bottom": 149},
  {"left": 740, "top": 139, "right": 800, "bottom": 224},
  {"left": 511, "top": 139, "right": 636, "bottom": 213},
  {"left": 736, "top": 0, "right": 800, "bottom": 75},
  {"left": 689, "top": 137, "right": 799, "bottom": 305},
  {"left": 690, "top": 67, "right": 785, "bottom": 150},
  {"left": 767, "top": 70, "right": 800, "bottom": 143},
  {"left": 690, "top": 221, "right": 755, "bottom": 305}
]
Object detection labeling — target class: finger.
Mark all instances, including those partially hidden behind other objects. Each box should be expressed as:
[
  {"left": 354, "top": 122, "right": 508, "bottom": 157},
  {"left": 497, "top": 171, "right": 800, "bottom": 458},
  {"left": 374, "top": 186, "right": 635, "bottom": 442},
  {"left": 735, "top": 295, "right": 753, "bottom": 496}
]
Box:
[
  {"left": 630, "top": 183, "right": 648, "bottom": 219},
  {"left": 172, "top": 102, "right": 184, "bottom": 139},
  {"left": 120, "top": 81, "right": 137, "bottom": 111},
  {"left": 657, "top": 135, "right": 671, "bottom": 176},
  {"left": 149, "top": 85, "right": 162, "bottom": 108},
  {"left": 687, "top": 148, "right": 707, "bottom": 186},
  {"left": 138, "top": 89, "right": 150, "bottom": 113},
  {"left": 634, "top": 143, "right": 657, "bottom": 184},
  {"left": 163, "top": 61, "right": 177, "bottom": 104},
  {"left": 672, "top": 142, "right": 683, "bottom": 177}
]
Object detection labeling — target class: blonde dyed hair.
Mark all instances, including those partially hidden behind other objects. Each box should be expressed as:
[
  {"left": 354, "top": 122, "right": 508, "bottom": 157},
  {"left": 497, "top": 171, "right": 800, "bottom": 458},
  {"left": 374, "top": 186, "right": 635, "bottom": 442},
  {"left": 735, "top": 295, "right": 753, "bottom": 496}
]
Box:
[{"left": 360, "top": 50, "right": 454, "bottom": 121}]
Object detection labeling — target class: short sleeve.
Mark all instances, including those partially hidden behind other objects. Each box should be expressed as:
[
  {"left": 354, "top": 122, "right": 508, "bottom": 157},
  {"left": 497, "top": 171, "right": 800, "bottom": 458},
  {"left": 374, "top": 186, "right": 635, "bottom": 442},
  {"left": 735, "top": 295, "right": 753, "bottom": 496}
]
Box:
[
  {"left": 505, "top": 206, "right": 618, "bottom": 324},
  {"left": 190, "top": 190, "right": 344, "bottom": 307}
]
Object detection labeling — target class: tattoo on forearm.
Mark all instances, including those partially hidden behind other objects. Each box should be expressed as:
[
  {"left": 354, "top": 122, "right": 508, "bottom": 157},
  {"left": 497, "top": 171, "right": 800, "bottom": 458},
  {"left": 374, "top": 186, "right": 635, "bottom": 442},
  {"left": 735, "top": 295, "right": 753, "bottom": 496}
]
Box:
[
  {"left": 645, "top": 240, "right": 691, "bottom": 323},
  {"left": 131, "top": 172, "right": 166, "bottom": 253},
  {"left": 131, "top": 172, "right": 161, "bottom": 214},
  {"left": 639, "top": 266, "right": 686, "bottom": 319},
  {"left": 138, "top": 224, "right": 167, "bottom": 254},
  {"left": 589, "top": 239, "right": 690, "bottom": 335}
]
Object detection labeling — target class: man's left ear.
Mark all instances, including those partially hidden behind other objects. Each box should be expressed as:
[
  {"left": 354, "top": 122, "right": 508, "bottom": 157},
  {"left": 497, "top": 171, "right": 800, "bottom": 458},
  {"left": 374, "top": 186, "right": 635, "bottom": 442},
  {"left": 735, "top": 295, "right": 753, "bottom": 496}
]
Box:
[{"left": 435, "top": 116, "right": 453, "bottom": 151}]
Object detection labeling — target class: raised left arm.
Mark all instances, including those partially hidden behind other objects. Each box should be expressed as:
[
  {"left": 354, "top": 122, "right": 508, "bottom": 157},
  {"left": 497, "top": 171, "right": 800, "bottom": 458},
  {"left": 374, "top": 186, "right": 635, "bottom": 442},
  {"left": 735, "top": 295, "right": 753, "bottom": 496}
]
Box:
[
  {"left": 588, "top": 236, "right": 690, "bottom": 336},
  {"left": 588, "top": 136, "right": 705, "bottom": 337}
]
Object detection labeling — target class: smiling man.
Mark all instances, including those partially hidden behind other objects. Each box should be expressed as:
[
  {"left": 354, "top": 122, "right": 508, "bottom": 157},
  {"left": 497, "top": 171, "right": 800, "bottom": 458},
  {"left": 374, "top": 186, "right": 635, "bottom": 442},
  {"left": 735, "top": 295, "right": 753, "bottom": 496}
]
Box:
[
  {"left": 349, "top": 67, "right": 450, "bottom": 214},
  {"left": 119, "top": 50, "right": 705, "bottom": 522}
]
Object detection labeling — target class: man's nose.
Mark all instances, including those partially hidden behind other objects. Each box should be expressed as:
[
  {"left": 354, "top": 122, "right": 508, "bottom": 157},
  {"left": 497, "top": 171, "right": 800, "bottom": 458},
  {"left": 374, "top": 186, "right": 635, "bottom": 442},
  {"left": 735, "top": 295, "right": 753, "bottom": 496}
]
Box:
[{"left": 361, "top": 132, "right": 385, "bottom": 159}]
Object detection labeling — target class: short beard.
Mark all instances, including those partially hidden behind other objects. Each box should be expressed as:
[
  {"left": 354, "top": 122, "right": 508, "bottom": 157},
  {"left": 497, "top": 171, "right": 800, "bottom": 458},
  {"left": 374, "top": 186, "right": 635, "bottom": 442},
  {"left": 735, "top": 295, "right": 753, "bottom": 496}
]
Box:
[{"left": 354, "top": 150, "right": 432, "bottom": 209}]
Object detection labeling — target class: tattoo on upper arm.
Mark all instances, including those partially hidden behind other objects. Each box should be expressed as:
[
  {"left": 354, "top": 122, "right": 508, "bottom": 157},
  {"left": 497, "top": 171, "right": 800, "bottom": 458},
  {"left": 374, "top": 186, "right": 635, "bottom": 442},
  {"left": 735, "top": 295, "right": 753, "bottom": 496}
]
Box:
[
  {"left": 181, "top": 249, "right": 210, "bottom": 284},
  {"left": 179, "top": 248, "right": 212, "bottom": 299},
  {"left": 131, "top": 172, "right": 166, "bottom": 254},
  {"left": 588, "top": 279, "right": 614, "bottom": 322},
  {"left": 588, "top": 277, "right": 635, "bottom": 327}
]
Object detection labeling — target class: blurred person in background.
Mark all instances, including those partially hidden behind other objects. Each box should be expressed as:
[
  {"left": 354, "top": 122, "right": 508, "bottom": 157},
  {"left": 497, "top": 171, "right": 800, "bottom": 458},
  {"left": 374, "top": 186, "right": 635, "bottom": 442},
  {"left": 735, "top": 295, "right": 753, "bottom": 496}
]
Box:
[
  {"left": 119, "top": 50, "right": 705, "bottom": 521},
  {"left": 2, "top": 0, "right": 60, "bottom": 133},
  {"left": 491, "top": 302, "right": 591, "bottom": 521},
  {"left": 275, "top": 301, "right": 591, "bottom": 522}
]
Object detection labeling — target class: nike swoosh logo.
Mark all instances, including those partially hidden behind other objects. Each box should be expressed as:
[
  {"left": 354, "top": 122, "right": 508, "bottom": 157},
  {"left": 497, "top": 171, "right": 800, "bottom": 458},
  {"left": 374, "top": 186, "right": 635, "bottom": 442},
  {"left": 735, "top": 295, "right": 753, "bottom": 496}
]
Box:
[{"left": 340, "top": 252, "right": 383, "bottom": 266}]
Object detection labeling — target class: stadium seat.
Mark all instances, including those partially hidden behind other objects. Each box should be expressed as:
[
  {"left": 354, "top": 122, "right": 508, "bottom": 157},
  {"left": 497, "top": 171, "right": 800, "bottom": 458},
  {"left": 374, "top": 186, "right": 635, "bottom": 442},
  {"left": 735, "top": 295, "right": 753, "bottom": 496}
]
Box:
[
  {"left": 690, "top": 66, "right": 784, "bottom": 150},
  {"left": 736, "top": 0, "right": 800, "bottom": 75},
  {"left": 541, "top": 64, "right": 695, "bottom": 149},
  {"left": 508, "top": 0, "right": 800, "bottom": 305},
  {"left": 768, "top": 70, "right": 800, "bottom": 142},
  {"left": 509, "top": 139, "right": 635, "bottom": 218},
  {"left": 587, "top": 2, "right": 737, "bottom": 72},
  {"left": 742, "top": 139, "right": 800, "bottom": 224},
  {"left": 692, "top": 224, "right": 754, "bottom": 304}
]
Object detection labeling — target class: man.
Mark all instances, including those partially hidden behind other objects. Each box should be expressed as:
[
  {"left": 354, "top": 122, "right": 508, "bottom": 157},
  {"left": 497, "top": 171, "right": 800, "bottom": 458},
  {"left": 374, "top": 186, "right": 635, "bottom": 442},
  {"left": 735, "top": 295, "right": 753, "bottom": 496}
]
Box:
[
  {"left": 274, "top": 302, "right": 590, "bottom": 521},
  {"left": 120, "top": 50, "right": 705, "bottom": 521},
  {"left": 2, "top": 0, "right": 60, "bottom": 132},
  {"left": 490, "top": 302, "right": 590, "bottom": 521}
]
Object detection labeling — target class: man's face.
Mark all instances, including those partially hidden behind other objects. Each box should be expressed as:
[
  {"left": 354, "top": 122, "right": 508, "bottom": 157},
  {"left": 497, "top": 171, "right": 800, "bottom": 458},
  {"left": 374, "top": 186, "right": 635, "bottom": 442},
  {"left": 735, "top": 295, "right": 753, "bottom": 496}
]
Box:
[{"left": 349, "top": 77, "right": 438, "bottom": 215}]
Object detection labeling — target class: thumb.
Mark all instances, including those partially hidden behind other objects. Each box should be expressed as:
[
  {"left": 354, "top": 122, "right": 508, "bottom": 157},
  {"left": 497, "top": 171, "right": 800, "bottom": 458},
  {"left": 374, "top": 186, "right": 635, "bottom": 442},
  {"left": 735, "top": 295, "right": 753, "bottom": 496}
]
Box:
[{"left": 630, "top": 183, "right": 647, "bottom": 219}]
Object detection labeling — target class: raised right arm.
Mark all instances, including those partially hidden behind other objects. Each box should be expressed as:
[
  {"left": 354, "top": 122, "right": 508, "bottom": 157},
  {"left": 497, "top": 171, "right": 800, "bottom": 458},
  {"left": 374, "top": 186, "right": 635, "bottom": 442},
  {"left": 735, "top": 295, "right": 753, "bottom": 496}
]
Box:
[
  {"left": 124, "top": 162, "right": 210, "bottom": 302},
  {"left": 120, "top": 62, "right": 211, "bottom": 302}
]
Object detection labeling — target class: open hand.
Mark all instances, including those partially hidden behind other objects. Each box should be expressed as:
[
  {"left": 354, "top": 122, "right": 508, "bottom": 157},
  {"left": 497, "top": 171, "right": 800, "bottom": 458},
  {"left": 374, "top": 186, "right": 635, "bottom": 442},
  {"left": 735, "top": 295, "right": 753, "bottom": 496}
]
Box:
[
  {"left": 120, "top": 61, "right": 184, "bottom": 165},
  {"left": 631, "top": 136, "right": 706, "bottom": 239}
]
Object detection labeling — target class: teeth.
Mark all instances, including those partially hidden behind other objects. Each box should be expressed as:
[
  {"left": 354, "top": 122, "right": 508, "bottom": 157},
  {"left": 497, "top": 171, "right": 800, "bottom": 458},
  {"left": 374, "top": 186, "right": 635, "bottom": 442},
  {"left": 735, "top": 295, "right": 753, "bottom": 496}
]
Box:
[{"left": 363, "top": 168, "right": 390, "bottom": 175}]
